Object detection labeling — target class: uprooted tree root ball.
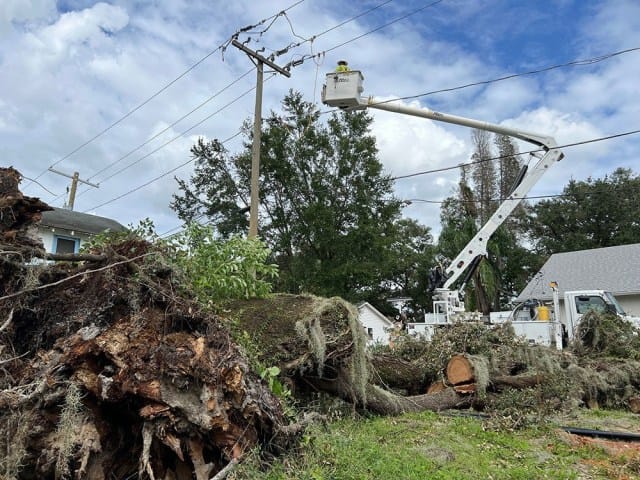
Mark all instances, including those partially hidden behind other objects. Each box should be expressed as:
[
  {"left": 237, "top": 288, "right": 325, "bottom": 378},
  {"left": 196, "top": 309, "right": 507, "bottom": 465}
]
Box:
[{"left": 0, "top": 235, "right": 291, "bottom": 479}]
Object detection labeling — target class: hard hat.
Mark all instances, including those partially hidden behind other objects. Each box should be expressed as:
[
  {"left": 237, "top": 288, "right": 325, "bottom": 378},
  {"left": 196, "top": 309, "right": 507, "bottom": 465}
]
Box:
[{"left": 337, "top": 60, "right": 348, "bottom": 65}]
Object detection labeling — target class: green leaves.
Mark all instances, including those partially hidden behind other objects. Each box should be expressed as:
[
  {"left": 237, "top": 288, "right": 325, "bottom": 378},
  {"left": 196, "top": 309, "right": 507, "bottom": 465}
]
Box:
[
  {"left": 529, "top": 167, "right": 640, "bottom": 255},
  {"left": 171, "top": 224, "right": 278, "bottom": 303},
  {"left": 259, "top": 365, "right": 291, "bottom": 398},
  {"left": 172, "top": 90, "right": 432, "bottom": 309}
]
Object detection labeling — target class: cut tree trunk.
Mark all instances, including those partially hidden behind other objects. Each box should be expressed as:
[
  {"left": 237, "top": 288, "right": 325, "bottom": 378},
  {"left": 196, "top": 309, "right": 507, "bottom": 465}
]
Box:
[
  {"left": 370, "top": 353, "right": 428, "bottom": 395},
  {"left": 446, "top": 354, "right": 490, "bottom": 394},
  {"left": 228, "top": 296, "right": 473, "bottom": 414}
]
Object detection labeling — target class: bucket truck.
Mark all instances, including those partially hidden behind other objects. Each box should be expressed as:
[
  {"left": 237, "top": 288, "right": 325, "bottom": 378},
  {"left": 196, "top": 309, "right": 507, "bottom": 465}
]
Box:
[
  {"left": 321, "top": 69, "right": 566, "bottom": 348},
  {"left": 498, "top": 283, "right": 640, "bottom": 347}
]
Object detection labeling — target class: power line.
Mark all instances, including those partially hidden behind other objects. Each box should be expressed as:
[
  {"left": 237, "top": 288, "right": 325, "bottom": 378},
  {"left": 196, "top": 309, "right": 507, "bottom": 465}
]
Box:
[
  {"left": 392, "top": 128, "right": 640, "bottom": 181},
  {"left": 20, "top": 176, "right": 59, "bottom": 197},
  {"left": 143, "top": 126, "right": 640, "bottom": 235},
  {"left": 253, "top": 0, "right": 397, "bottom": 61},
  {"left": 84, "top": 130, "right": 244, "bottom": 214},
  {"left": 86, "top": 119, "right": 640, "bottom": 215},
  {"left": 311, "top": 46, "right": 640, "bottom": 121},
  {"left": 93, "top": 41, "right": 638, "bottom": 194},
  {"left": 405, "top": 182, "right": 640, "bottom": 205},
  {"left": 282, "top": 0, "right": 445, "bottom": 67},
  {"left": 286, "top": 0, "right": 395, "bottom": 47},
  {"left": 46, "top": 68, "right": 255, "bottom": 207},
  {"left": 29, "top": 46, "right": 224, "bottom": 187},
  {"left": 158, "top": 213, "right": 207, "bottom": 238},
  {"left": 24, "top": 0, "right": 306, "bottom": 188},
  {"left": 321, "top": 0, "right": 445, "bottom": 56},
  {"left": 83, "top": 73, "right": 279, "bottom": 213},
  {"left": 374, "top": 46, "right": 640, "bottom": 105},
  {"left": 82, "top": 68, "right": 254, "bottom": 188},
  {"left": 94, "top": 124, "right": 640, "bottom": 216},
  {"left": 119, "top": 0, "right": 444, "bottom": 223}
]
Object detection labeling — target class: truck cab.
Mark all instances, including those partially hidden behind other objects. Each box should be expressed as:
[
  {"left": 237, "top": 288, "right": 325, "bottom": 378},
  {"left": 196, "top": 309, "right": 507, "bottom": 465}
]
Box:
[{"left": 507, "top": 289, "right": 640, "bottom": 348}]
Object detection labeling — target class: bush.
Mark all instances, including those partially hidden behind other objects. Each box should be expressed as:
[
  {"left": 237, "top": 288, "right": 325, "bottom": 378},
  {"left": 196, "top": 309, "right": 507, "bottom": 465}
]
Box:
[{"left": 171, "top": 224, "right": 278, "bottom": 304}]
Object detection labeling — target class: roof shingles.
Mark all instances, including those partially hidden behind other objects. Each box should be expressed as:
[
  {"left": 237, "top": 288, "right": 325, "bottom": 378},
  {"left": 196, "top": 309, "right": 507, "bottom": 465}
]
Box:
[
  {"left": 516, "top": 243, "right": 640, "bottom": 301},
  {"left": 41, "top": 208, "right": 126, "bottom": 235}
]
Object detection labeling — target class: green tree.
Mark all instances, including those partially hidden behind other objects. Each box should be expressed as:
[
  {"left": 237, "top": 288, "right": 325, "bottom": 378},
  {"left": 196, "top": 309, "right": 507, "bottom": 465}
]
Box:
[
  {"left": 437, "top": 134, "right": 540, "bottom": 312},
  {"left": 437, "top": 175, "right": 488, "bottom": 311},
  {"left": 381, "top": 218, "right": 436, "bottom": 316},
  {"left": 170, "top": 223, "right": 278, "bottom": 304},
  {"left": 471, "top": 129, "right": 497, "bottom": 223},
  {"left": 529, "top": 167, "right": 640, "bottom": 255},
  {"left": 172, "top": 91, "right": 426, "bottom": 305},
  {"left": 494, "top": 133, "right": 521, "bottom": 200},
  {"left": 171, "top": 138, "right": 249, "bottom": 236}
]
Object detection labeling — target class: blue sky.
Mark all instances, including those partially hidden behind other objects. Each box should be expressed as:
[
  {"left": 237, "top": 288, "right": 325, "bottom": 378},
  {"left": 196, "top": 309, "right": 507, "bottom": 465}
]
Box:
[{"left": 1, "top": 0, "right": 639, "bottom": 236}]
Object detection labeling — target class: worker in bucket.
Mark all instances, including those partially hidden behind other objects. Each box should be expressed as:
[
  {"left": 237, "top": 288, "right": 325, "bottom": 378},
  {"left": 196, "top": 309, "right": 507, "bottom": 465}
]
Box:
[{"left": 335, "top": 60, "right": 350, "bottom": 72}]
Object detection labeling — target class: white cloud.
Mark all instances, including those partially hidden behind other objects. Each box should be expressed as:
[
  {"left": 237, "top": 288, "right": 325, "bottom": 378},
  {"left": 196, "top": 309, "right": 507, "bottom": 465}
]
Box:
[
  {"left": 1, "top": 0, "right": 638, "bottom": 239},
  {"left": 370, "top": 99, "right": 468, "bottom": 177},
  {"left": 32, "top": 3, "right": 128, "bottom": 56},
  {"left": 0, "top": 0, "right": 56, "bottom": 35}
]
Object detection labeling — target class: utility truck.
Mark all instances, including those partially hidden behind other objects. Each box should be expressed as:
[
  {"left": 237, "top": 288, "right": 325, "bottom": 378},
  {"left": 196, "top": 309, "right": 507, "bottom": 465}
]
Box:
[
  {"left": 493, "top": 285, "right": 640, "bottom": 347},
  {"left": 321, "top": 67, "right": 615, "bottom": 350},
  {"left": 322, "top": 69, "right": 640, "bottom": 349}
]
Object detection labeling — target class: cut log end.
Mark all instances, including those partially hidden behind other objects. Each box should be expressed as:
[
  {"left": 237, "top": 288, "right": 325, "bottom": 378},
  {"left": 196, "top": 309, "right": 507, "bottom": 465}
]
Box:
[{"left": 446, "top": 354, "right": 475, "bottom": 385}]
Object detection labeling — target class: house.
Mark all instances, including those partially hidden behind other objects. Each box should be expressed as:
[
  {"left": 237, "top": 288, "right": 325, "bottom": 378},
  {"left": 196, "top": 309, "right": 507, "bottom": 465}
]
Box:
[
  {"left": 357, "top": 302, "right": 395, "bottom": 345},
  {"left": 515, "top": 243, "right": 640, "bottom": 317},
  {"left": 39, "top": 208, "right": 127, "bottom": 254}
]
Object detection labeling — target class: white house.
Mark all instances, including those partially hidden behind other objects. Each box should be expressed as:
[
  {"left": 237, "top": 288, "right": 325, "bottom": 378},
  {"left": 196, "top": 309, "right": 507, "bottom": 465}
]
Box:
[
  {"left": 39, "top": 208, "right": 126, "bottom": 254},
  {"left": 357, "top": 302, "right": 395, "bottom": 345},
  {"left": 515, "top": 243, "right": 640, "bottom": 317}
]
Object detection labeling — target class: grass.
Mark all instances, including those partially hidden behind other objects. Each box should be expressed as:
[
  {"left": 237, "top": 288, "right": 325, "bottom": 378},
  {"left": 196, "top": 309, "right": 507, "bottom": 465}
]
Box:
[{"left": 231, "top": 410, "right": 640, "bottom": 480}]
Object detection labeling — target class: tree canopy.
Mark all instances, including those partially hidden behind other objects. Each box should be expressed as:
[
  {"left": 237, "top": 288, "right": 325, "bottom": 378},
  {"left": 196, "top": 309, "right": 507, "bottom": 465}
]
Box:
[
  {"left": 172, "top": 91, "right": 433, "bottom": 308},
  {"left": 528, "top": 167, "right": 640, "bottom": 255}
]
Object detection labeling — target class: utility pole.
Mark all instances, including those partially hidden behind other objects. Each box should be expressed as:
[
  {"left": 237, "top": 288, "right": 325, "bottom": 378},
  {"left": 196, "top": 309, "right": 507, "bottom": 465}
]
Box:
[
  {"left": 232, "top": 39, "right": 290, "bottom": 238},
  {"left": 48, "top": 167, "right": 99, "bottom": 210}
]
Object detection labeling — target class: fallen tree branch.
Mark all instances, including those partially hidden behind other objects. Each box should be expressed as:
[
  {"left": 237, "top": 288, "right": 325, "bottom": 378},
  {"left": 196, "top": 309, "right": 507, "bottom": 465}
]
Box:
[
  {"left": 0, "top": 308, "right": 14, "bottom": 333},
  {"left": 46, "top": 252, "right": 107, "bottom": 262},
  {"left": 0, "top": 252, "right": 155, "bottom": 303},
  {"left": 0, "top": 350, "right": 29, "bottom": 365},
  {"left": 210, "top": 458, "right": 239, "bottom": 480}
]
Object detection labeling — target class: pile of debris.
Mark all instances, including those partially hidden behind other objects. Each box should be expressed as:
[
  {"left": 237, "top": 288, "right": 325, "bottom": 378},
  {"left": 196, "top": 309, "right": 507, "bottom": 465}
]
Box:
[{"left": 1, "top": 167, "right": 638, "bottom": 479}]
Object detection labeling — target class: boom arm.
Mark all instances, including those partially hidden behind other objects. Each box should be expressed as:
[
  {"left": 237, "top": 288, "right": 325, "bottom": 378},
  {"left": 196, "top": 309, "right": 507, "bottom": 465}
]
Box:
[{"left": 322, "top": 71, "right": 564, "bottom": 306}]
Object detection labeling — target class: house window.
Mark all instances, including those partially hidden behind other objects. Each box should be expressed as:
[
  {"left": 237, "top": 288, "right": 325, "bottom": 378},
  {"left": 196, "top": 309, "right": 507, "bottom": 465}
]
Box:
[
  {"left": 367, "top": 328, "right": 374, "bottom": 340},
  {"left": 53, "top": 235, "right": 80, "bottom": 254}
]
